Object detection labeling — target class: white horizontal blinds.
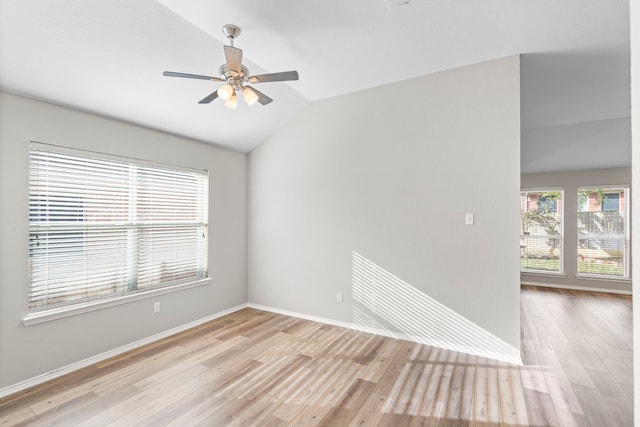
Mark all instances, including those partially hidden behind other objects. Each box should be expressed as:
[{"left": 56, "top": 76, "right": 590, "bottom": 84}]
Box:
[
  {"left": 520, "top": 190, "right": 563, "bottom": 273},
  {"left": 135, "top": 164, "right": 208, "bottom": 289},
  {"left": 29, "top": 143, "right": 208, "bottom": 311},
  {"left": 29, "top": 149, "right": 130, "bottom": 309},
  {"left": 577, "top": 187, "right": 628, "bottom": 277}
]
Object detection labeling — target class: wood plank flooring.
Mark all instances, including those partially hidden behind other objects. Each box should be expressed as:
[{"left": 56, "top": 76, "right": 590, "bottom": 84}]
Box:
[{"left": 0, "top": 285, "right": 632, "bottom": 426}]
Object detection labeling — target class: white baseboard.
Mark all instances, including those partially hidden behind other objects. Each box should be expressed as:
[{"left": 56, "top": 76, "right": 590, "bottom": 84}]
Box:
[
  {"left": 247, "top": 303, "right": 523, "bottom": 366},
  {"left": 521, "top": 281, "right": 632, "bottom": 295},
  {"left": 247, "top": 303, "right": 354, "bottom": 330},
  {"left": 0, "top": 304, "right": 248, "bottom": 399}
]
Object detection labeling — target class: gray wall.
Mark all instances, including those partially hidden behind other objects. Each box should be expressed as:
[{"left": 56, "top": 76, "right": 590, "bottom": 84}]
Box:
[
  {"left": 0, "top": 92, "right": 248, "bottom": 389},
  {"left": 521, "top": 168, "right": 631, "bottom": 293},
  {"left": 248, "top": 56, "right": 522, "bottom": 361}
]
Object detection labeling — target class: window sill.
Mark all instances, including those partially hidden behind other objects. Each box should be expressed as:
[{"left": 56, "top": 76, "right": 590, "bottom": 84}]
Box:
[
  {"left": 521, "top": 271, "right": 566, "bottom": 278},
  {"left": 22, "top": 278, "right": 212, "bottom": 326},
  {"left": 575, "top": 274, "right": 631, "bottom": 284}
]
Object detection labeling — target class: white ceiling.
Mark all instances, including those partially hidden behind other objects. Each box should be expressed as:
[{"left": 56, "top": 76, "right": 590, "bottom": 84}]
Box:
[{"left": 0, "top": 0, "right": 631, "bottom": 155}]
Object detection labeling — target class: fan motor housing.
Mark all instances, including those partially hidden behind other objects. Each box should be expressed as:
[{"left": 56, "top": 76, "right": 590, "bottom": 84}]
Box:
[{"left": 219, "top": 64, "right": 249, "bottom": 89}]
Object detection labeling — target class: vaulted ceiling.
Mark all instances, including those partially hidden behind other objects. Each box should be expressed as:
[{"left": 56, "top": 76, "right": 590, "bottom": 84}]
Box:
[{"left": 0, "top": 0, "right": 631, "bottom": 156}]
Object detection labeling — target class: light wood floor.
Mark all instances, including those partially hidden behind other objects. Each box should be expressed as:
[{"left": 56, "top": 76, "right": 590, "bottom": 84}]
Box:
[{"left": 0, "top": 286, "right": 632, "bottom": 426}]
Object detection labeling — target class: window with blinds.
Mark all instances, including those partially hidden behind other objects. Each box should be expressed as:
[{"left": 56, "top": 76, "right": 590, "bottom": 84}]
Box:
[
  {"left": 520, "top": 189, "right": 564, "bottom": 273},
  {"left": 577, "top": 187, "right": 629, "bottom": 277},
  {"left": 28, "top": 143, "right": 209, "bottom": 312}
]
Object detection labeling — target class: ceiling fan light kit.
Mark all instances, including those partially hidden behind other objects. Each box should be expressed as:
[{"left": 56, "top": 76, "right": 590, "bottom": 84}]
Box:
[
  {"left": 224, "top": 94, "right": 238, "bottom": 110},
  {"left": 163, "top": 24, "right": 299, "bottom": 109},
  {"left": 243, "top": 87, "right": 259, "bottom": 106},
  {"left": 217, "top": 84, "right": 234, "bottom": 101}
]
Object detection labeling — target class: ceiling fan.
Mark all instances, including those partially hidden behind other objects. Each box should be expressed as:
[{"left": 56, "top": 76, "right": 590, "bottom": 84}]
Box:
[{"left": 163, "top": 24, "right": 299, "bottom": 109}]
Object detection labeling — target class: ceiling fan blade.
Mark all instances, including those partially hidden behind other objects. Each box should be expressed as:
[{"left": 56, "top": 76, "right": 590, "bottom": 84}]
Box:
[
  {"left": 224, "top": 46, "right": 243, "bottom": 74},
  {"left": 247, "top": 70, "right": 299, "bottom": 84},
  {"left": 163, "top": 71, "right": 223, "bottom": 82},
  {"left": 198, "top": 91, "right": 219, "bottom": 104},
  {"left": 246, "top": 85, "right": 273, "bottom": 105}
]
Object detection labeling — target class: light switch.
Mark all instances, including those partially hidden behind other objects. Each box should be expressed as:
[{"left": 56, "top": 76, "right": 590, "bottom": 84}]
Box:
[{"left": 465, "top": 213, "right": 474, "bottom": 225}]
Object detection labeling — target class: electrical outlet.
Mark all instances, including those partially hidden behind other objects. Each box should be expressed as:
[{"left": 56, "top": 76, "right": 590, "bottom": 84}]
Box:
[
  {"left": 153, "top": 302, "right": 160, "bottom": 313},
  {"left": 337, "top": 292, "right": 343, "bottom": 303}
]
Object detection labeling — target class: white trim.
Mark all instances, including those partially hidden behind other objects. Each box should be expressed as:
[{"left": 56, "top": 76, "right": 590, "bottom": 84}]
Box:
[
  {"left": 23, "top": 278, "right": 213, "bottom": 326},
  {"left": 575, "top": 274, "right": 632, "bottom": 284},
  {"left": 521, "top": 280, "right": 632, "bottom": 295},
  {"left": 247, "top": 303, "right": 523, "bottom": 366},
  {"left": 30, "top": 140, "right": 209, "bottom": 175},
  {"left": 576, "top": 184, "right": 630, "bottom": 192},
  {"left": 521, "top": 186, "right": 565, "bottom": 193},
  {"left": 1, "top": 303, "right": 247, "bottom": 399},
  {"left": 521, "top": 271, "right": 567, "bottom": 278},
  {"left": 247, "top": 303, "right": 354, "bottom": 330}
]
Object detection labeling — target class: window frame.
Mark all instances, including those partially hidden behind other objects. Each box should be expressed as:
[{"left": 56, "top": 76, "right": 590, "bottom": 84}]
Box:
[
  {"left": 520, "top": 188, "right": 565, "bottom": 275},
  {"left": 576, "top": 185, "right": 630, "bottom": 279},
  {"left": 24, "top": 142, "right": 211, "bottom": 325}
]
